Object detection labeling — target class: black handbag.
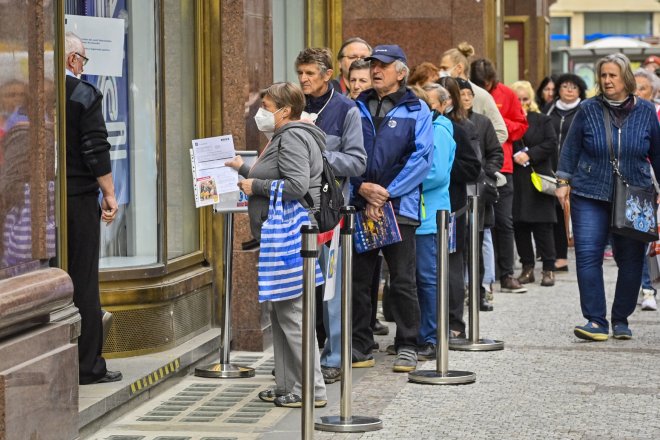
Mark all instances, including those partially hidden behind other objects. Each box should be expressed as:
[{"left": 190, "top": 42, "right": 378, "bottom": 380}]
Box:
[
  {"left": 602, "top": 104, "right": 659, "bottom": 242},
  {"left": 478, "top": 173, "right": 499, "bottom": 205}
]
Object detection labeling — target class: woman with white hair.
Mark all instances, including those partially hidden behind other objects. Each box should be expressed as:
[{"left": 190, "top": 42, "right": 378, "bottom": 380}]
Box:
[
  {"left": 633, "top": 67, "right": 660, "bottom": 119},
  {"left": 556, "top": 53, "right": 660, "bottom": 341}
]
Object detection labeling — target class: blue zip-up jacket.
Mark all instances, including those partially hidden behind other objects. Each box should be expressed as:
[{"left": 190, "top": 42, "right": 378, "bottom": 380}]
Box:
[
  {"left": 417, "top": 114, "right": 455, "bottom": 235},
  {"left": 350, "top": 88, "right": 434, "bottom": 221},
  {"left": 306, "top": 88, "right": 367, "bottom": 202},
  {"left": 557, "top": 96, "right": 660, "bottom": 202}
]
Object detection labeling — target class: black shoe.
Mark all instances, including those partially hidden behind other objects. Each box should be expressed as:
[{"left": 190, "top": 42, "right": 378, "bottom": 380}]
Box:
[
  {"left": 321, "top": 366, "right": 341, "bottom": 384},
  {"left": 370, "top": 341, "right": 380, "bottom": 351},
  {"left": 84, "top": 370, "right": 123, "bottom": 385},
  {"left": 273, "top": 392, "right": 327, "bottom": 408},
  {"left": 417, "top": 343, "right": 436, "bottom": 361},
  {"left": 373, "top": 320, "right": 389, "bottom": 335},
  {"left": 480, "top": 296, "right": 494, "bottom": 312},
  {"left": 385, "top": 344, "right": 396, "bottom": 355}
]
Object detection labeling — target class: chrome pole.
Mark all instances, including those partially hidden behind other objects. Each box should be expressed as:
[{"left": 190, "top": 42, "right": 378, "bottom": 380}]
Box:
[
  {"left": 316, "top": 208, "right": 382, "bottom": 432},
  {"left": 195, "top": 212, "right": 255, "bottom": 378},
  {"left": 301, "top": 225, "right": 319, "bottom": 440},
  {"left": 449, "top": 194, "right": 504, "bottom": 352},
  {"left": 409, "top": 210, "right": 475, "bottom": 385}
]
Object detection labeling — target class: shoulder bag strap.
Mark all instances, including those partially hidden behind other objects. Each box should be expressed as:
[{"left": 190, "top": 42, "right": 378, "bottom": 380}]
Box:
[{"left": 600, "top": 102, "right": 623, "bottom": 183}]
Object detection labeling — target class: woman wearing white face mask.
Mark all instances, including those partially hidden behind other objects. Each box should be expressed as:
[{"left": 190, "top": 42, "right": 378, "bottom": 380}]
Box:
[{"left": 225, "top": 82, "right": 327, "bottom": 408}]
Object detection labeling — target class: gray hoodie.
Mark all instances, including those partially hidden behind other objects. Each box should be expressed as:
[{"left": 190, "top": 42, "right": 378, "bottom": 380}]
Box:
[{"left": 239, "top": 121, "right": 325, "bottom": 240}]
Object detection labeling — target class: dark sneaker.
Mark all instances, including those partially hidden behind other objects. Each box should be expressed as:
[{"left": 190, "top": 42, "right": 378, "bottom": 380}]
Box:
[
  {"left": 351, "top": 349, "right": 375, "bottom": 368},
  {"left": 612, "top": 323, "right": 632, "bottom": 340},
  {"left": 273, "top": 392, "right": 327, "bottom": 408},
  {"left": 517, "top": 266, "right": 535, "bottom": 284},
  {"left": 500, "top": 275, "right": 527, "bottom": 293},
  {"left": 540, "top": 270, "right": 555, "bottom": 287},
  {"left": 417, "top": 343, "right": 436, "bottom": 361},
  {"left": 449, "top": 330, "right": 466, "bottom": 345},
  {"left": 373, "top": 319, "right": 390, "bottom": 335},
  {"left": 393, "top": 347, "right": 417, "bottom": 372},
  {"left": 386, "top": 344, "right": 396, "bottom": 355},
  {"left": 480, "top": 296, "right": 494, "bottom": 312},
  {"left": 574, "top": 322, "right": 608, "bottom": 341},
  {"left": 258, "top": 389, "right": 282, "bottom": 403},
  {"left": 321, "top": 366, "right": 341, "bottom": 384}
]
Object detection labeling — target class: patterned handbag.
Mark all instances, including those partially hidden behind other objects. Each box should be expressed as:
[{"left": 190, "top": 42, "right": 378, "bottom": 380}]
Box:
[
  {"left": 602, "top": 104, "right": 658, "bottom": 243},
  {"left": 257, "top": 180, "right": 324, "bottom": 302}
]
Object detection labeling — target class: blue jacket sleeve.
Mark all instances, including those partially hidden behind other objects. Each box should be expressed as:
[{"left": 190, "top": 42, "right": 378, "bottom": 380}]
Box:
[
  {"left": 386, "top": 103, "right": 434, "bottom": 198},
  {"left": 556, "top": 106, "right": 585, "bottom": 181},
  {"left": 423, "top": 122, "right": 455, "bottom": 192},
  {"left": 323, "top": 106, "right": 367, "bottom": 178}
]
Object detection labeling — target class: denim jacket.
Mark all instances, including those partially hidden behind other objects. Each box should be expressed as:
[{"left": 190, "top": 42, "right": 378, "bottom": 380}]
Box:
[{"left": 556, "top": 96, "right": 660, "bottom": 202}]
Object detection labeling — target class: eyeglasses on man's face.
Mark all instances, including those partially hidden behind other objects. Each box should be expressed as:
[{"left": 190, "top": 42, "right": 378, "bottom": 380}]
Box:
[{"left": 75, "top": 52, "right": 89, "bottom": 66}]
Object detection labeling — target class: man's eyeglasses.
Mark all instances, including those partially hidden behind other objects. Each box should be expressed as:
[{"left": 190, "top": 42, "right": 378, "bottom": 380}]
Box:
[{"left": 75, "top": 52, "right": 89, "bottom": 66}]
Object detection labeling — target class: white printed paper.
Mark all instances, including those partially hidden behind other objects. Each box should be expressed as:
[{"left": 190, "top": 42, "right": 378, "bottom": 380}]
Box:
[
  {"left": 190, "top": 135, "right": 238, "bottom": 208},
  {"left": 65, "top": 15, "right": 125, "bottom": 77}
]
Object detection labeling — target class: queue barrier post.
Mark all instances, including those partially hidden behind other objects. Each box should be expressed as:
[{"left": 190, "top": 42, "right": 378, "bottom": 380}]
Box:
[
  {"left": 195, "top": 212, "right": 255, "bottom": 379},
  {"left": 316, "top": 207, "right": 383, "bottom": 433},
  {"left": 449, "top": 194, "right": 504, "bottom": 352},
  {"left": 301, "top": 225, "right": 320, "bottom": 439},
  {"left": 408, "top": 210, "right": 476, "bottom": 385}
]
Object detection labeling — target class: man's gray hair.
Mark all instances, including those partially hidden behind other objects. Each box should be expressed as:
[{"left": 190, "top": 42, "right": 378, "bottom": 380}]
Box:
[
  {"left": 394, "top": 60, "right": 410, "bottom": 84},
  {"left": 64, "top": 32, "right": 84, "bottom": 58},
  {"left": 633, "top": 67, "right": 660, "bottom": 96}
]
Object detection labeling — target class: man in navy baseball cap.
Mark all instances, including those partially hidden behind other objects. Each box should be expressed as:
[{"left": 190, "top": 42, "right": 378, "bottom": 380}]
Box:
[{"left": 365, "top": 44, "right": 407, "bottom": 64}]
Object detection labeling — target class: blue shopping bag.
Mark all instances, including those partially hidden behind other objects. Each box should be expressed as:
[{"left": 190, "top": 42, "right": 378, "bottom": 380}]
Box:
[{"left": 257, "top": 181, "right": 324, "bottom": 302}]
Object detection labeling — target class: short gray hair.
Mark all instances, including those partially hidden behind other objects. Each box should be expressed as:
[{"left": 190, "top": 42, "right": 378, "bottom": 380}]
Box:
[
  {"left": 394, "top": 60, "right": 410, "bottom": 84},
  {"left": 64, "top": 32, "right": 84, "bottom": 58},
  {"left": 633, "top": 67, "right": 660, "bottom": 96},
  {"left": 595, "top": 53, "right": 637, "bottom": 97},
  {"left": 422, "top": 83, "right": 450, "bottom": 103}
]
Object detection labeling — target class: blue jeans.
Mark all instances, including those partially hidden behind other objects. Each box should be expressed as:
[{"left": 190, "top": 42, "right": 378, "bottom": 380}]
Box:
[
  {"left": 416, "top": 234, "right": 437, "bottom": 344},
  {"left": 571, "top": 194, "right": 645, "bottom": 329},
  {"left": 319, "top": 245, "right": 342, "bottom": 368},
  {"left": 641, "top": 253, "right": 653, "bottom": 290}
]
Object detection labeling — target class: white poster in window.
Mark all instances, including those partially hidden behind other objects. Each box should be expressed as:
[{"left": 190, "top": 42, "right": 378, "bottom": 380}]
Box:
[{"left": 64, "top": 15, "right": 125, "bottom": 77}]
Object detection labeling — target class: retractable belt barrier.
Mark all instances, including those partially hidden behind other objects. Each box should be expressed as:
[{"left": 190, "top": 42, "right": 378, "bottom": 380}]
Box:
[
  {"left": 449, "top": 193, "right": 504, "bottom": 352},
  {"left": 316, "top": 207, "right": 382, "bottom": 433},
  {"left": 408, "top": 210, "right": 476, "bottom": 385},
  {"left": 195, "top": 212, "right": 255, "bottom": 379}
]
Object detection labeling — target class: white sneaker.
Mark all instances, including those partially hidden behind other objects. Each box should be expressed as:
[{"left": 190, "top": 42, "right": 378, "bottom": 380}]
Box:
[{"left": 641, "top": 289, "right": 657, "bottom": 311}]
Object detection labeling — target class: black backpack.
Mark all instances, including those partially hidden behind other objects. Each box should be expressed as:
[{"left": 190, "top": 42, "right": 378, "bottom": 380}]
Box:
[{"left": 304, "top": 155, "right": 344, "bottom": 233}]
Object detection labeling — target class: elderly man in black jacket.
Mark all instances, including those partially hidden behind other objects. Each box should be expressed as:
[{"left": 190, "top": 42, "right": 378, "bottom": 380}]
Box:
[{"left": 65, "top": 32, "right": 121, "bottom": 385}]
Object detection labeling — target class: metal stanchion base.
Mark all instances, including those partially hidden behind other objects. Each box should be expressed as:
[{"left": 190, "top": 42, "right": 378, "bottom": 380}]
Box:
[
  {"left": 194, "top": 363, "right": 255, "bottom": 378},
  {"left": 408, "top": 369, "right": 476, "bottom": 385},
  {"left": 315, "top": 415, "right": 383, "bottom": 432},
  {"left": 449, "top": 338, "right": 504, "bottom": 351}
]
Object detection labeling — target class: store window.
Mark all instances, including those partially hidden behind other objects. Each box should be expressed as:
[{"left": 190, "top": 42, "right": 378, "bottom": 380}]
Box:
[
  {"left": 164, "top": 0, "right": 199, "bottom": 259},
  {"left": 0, "top": 0, "right": 57, "bottom": 275},
  {"left": 585, "top": 13, "right": 652, "bottom": 42},
  {"left": 65, "top": 1, "right": 160, "bottom": 269},
  {"left": 550, "top": 17, "right": 570, "bottom": 74},
  {"left": 273, "top": 0, "right": 305, "bottom": 82}
]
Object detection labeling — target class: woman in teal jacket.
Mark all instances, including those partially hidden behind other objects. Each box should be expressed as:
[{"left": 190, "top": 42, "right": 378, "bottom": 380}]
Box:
[{"left": 410, "top": 84, "right": 455, "bottom": 355}]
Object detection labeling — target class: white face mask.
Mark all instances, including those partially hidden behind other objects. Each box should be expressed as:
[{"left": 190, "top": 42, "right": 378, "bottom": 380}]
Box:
[
  {"left": 254, "top": 107, "right": 283, "bottom": 134},
  {"left": 439, "top": 70, "right": 452, "bottom": 78}
]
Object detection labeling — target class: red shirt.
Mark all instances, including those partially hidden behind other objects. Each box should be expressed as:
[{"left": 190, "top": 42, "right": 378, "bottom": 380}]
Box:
[{"left": 489, "top": 82, "right": 528, "bottom": 173}]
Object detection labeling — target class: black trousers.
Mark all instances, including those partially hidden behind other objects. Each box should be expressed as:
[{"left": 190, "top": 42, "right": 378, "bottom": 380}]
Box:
[
  {"left": 68, "top": 194, "right": 107, "bottom": 384},
  {"left": 492, "top": 175, "right": 515, "bottom": 280},
  {"left": 352, "top": 225, "right": 419, "bottom": 353},
  {"left": 514, "top": 222, "right": 556, "bottom": 271},
  {"left": 554, "top": 204, "right": 568, "bottom": 260}
]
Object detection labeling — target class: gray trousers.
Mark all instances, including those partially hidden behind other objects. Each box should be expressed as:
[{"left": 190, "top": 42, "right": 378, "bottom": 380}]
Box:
[{"left": 271, "top": 295, "right": 327, "bottom": 400}]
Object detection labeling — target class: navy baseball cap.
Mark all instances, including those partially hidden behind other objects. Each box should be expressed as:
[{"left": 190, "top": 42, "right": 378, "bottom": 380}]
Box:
[{"left": 366, "top": 45, "right": 407, "bottom": 64}]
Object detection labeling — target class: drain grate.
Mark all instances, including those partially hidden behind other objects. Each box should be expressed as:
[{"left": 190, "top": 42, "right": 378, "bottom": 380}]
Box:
[{"left": 153, "top": 437, "right": 192, "bottom": 440}]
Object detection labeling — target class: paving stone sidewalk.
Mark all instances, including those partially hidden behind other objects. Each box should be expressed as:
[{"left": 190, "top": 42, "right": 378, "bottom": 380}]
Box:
[{"left": 88, "top": 253, "right": 660, "bottom": 439}]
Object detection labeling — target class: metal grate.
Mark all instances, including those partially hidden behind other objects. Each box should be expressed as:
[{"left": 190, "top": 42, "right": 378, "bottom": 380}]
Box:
[{"left": 103, "top": 287, "right": 211, "bottom": 355}]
